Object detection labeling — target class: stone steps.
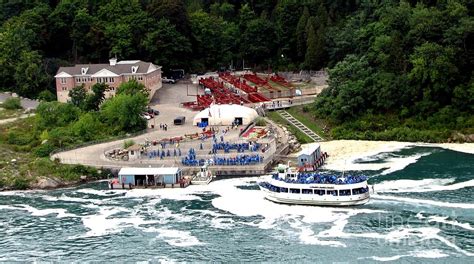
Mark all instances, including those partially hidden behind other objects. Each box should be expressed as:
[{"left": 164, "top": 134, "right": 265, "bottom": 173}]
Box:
[{"left": 277, "top": 110, "right": 323, "bottom": 142}]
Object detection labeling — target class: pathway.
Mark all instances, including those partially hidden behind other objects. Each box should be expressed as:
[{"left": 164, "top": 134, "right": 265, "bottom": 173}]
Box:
[
  {"left": 277, "top": 110, "right": 323, "bottom": 142},
  {"left": 0, "top": 113, "right": 35, "bottom": 125}
]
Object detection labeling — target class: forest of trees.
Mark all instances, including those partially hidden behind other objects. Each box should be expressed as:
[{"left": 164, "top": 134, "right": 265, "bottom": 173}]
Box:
[{"left": 0, "top": 0, "right": 473, "bottom": 141}]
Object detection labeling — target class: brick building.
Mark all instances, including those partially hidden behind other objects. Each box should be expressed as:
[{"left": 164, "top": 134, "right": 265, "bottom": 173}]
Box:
[{"left": 54, "top": 58, "right": 162, "bottom": 102}]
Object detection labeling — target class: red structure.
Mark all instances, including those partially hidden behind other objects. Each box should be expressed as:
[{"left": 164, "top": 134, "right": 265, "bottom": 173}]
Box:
[
  {"left": 183, "top": 77, "right": 252, "bottom": 110},
  {"left": 219, "top": 72, "right": 269, "bottom": 103},
  {"left": 270, "top": 74, "right": 292, "bottom": 87},
  {"left": 243, "top": 73, "right": 280, "bottom": 92}
]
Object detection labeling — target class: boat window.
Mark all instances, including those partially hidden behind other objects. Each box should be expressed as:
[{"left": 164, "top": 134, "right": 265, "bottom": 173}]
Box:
[
  {"left": 327, "top": 190, "right": 337, "bottom": 196},
  {"left": 290, "top": 188, "right": 301, "bottom": 194},
  {"left": 302, "top": 189, "right": 313, "bottom": 194},
  {"left": 352, "top": 187, "right": 368, "bottom": 194},
  {"left": 339, "top": 189, "right": 351, "bottom": 196},
  {"left": 280, "top": 187, "right": 288, "bottom": 193},
  {"left": 314, "top": 189, "right": 325, "bottom": 195}
]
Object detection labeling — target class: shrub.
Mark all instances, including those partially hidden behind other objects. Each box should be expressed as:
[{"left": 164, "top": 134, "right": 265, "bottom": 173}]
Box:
[
  {"left": 13, "top": 178, "right": 29, "bottom": 190},
  {"left": 34, "top": 143, "right": 55, "bottom": 157},
  {"left": 2, "top": 97, "right": 22, "bottom": 110},
  {"left": 123, "top": 139, "right": 135, "bottom": 149},
  {"left": 38, "top": 90, "right": 56, "bottom": 102},
  {"left": 255, "top": 117, "right": 266, "bottom": 126}
]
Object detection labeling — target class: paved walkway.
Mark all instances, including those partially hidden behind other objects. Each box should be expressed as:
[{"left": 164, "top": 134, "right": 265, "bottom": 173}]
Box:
[
  {"left": 0, "top": 92, "right": 40, "bottom": 109},
  {"left": 277, "top": 110, "right": 323, "bottom": 142},
  {"left": 0, "top": 113, "right": 35, "bottom": 125}
]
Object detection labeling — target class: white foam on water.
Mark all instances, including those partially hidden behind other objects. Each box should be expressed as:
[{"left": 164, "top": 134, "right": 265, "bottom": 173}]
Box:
[
  {"left": 76, "top": 188, "right": 127, "bottom": 196},
  {"left": 374, "top": 178, "right": 458, "bottom": 193},
  {"left": 364, "top": 249, "right": 449, "bottom": 262},
  {"left": 40, "top": 194, "right": 103, "bottom": 204},
  {"left": 372, "top": 194, "right": 474, "bottom": 209},
  {"left": 369, "top": 255, "right": 405, "bottom": 262},
  {"left": 142, "top": 227, "right": 204, "bottom": 247},
  {"left": 0, "top": 204, "right": 77, "bottom": 218},
  {"left": 123, "top": 187, "right": 204, "bottom": 201},
  {"left": 379, "top": 152, "right": 432, "bottom": 175},
  {"left": 416, "top": 213, "right": 474, "bottom": 231},
  {"left": 210, "top": 217, "right": 235, "bottom": 229},
  {"left": 411, "top": 249, "right": 449, "bottom": 258},
  {"left": 382, "top": 226, "right": 474, "bottom": 257},
  {"left": 73, "top": 206, "right": 159, "bottom": 238}
]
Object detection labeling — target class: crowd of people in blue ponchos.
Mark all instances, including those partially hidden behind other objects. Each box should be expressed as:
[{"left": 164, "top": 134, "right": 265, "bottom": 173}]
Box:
[
  {"left": 272, "top": 173, "right": 368, "bottom": 185},
  {"left": 147, "top": 148, "right": 182, "bottom": 159},
  {"left": 181, "top": 148, "right": 263, "bottom": 166},
  {"left": 211, "top": 142, "right": 260, "bottom": 153}
]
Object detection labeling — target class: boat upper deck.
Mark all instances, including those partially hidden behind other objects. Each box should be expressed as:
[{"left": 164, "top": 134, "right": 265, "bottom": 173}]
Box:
[{"left": 271, "top": 172, "right": 368, "bottom": 185}]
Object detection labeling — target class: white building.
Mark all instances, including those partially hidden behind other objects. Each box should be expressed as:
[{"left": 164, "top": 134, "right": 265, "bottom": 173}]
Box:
[{"left": 193, "top": 104, "right": 259, "bottom": 126}]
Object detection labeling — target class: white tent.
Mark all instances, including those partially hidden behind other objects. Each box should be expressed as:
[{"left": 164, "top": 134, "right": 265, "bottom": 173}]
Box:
[{"left": 193, "top": 104, "right": 259, "bottom": 126}]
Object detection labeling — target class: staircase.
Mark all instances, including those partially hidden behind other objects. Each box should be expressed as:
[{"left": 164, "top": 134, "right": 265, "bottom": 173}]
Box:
[{"left": 277, "top": 110, "right": 323, "bottom": 142}]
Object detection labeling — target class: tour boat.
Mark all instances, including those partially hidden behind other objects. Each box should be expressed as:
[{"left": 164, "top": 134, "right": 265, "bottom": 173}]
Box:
[
  {"left": 191, "top": 163, "right": 215, "bottom": 185},
  {"left": 258, "top": 164, "right": 370, "bottom": 206}
]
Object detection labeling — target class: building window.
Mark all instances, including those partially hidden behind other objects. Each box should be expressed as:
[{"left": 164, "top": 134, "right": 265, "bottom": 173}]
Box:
[
  {"left": 61, "top": 78, "right": 67, "bottom": 84},
  {"left": 108, "top": 77, "right": 114, "bottom": 83},
  {"left": 137, "top": 76, "right": 143, "bottom": 81},
  {"left": 62, "top": 87, "right": 67, "bottom": 91}
]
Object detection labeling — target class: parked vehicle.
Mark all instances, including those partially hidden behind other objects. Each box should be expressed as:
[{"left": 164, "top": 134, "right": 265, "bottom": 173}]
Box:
[
  {"left": 147, "top": 108, "right": 160, "bottom": 115},
  {"left": 162, "top": 77, "right": 176, "bottom": 84}
]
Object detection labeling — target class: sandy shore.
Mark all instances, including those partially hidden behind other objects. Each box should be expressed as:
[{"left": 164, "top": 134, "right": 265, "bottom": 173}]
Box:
[{"left": 298, "top": 140, "right": 474, "bottom": 172}]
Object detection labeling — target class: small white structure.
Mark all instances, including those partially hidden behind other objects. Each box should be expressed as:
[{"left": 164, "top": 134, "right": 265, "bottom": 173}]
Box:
[
  {"left": 116, "top": 167, "right": 183, "bottom": 187},
  {"left": 193, "top": 104, "right": 259, "bottom": 126},
  {"left": 126, "top": 144, "right": 142, "bottom": 161},
  {"left": 297, "top": 143, "right": 321, "bottom": 167}
]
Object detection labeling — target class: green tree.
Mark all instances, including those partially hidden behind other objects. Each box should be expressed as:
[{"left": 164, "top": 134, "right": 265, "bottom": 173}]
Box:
[
  {"left": 304, "top": 19, "right": 324, "bottom": 70},
  {"left": 117, "top": 79, "right": 149, "bottom": 97},
  {"left": 296, "top": 7, "right": 310, "bottom": 59},
  {"left": 142, "top": 18, "right": 191, "bottom": 68},
  {"left": 84, "top": 83, "right": 108, "bottom": 111},
  {"left": 100, "top": 93, "right": 148, "bottom": 132},
  {"left": 36, "top": 101, "right": 81, "bottom": 130},
  {"left": 147, "top": 0, "right": 191, "bottom": 36},
  {"left": 38, "top": 90, "right": 56, "bottom": 102},
  {"left": 71, "top": 113, "right": 104, "bottom": 141},
  {"left": 68, "top": 85, "right": 87, "bottom": 108},
  {"left": 241, "top": 18, "right": 277, "bottom": 66}
]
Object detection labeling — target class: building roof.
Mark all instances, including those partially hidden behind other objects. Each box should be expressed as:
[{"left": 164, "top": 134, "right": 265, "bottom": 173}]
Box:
[
  {"left": 193, "top": 104, "right": 259, "bottom": 125},
  {"left": 119, "top": 167, "right": 181, "bottom": 176},
  {"left": 126, "top": 144, "right": 142, "bottom": 151},
  {"left": 55, "top": 60, "right": 161, "bottom": 77},
  {"left": 298, "top": 143, "right": 320, "bottom": 156}
]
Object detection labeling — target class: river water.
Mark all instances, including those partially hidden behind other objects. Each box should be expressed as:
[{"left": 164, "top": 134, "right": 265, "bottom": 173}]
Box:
[{"left": 0, "top": 146, "right": 473, "bottom": 263}]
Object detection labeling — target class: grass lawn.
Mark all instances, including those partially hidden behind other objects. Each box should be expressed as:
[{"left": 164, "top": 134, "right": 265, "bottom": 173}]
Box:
[
  {"left": 266, "top": 111, "right": 314, "bottom": 144},
  {"left": 286, "top": 105, "right": 330, "bottom": 139}
]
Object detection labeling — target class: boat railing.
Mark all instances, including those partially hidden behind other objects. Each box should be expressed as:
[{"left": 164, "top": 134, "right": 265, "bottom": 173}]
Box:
[{"left": 271, "top": 173, "right": 367, "bottom": 185}]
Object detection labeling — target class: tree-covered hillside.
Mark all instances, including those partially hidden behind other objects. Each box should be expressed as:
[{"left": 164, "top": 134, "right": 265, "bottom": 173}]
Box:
[{"left": 0, "top": 0, "right": 473, "bottom": 141}]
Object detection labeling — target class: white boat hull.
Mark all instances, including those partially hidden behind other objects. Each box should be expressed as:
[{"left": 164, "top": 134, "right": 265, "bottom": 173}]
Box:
[
  {"left": 260, "top": 187, "right": 370, "bottom": 206},
  {"left": 192, "top": 177, "right": 213, "bottom": 185},
  {"left": 258, "top": 174, "right": 371, "bottom": 206}
]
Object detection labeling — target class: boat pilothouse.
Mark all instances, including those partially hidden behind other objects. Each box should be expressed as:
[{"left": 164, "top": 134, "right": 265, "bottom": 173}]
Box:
[
  {"left": 191, "top": 163, "right": 215, "bottom": 185},
  {"left": 258, "top": 164, "right": 370, "bottom": 206}
]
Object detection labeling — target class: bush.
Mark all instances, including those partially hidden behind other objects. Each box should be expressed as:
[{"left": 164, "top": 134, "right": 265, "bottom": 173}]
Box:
[
  {"left": 2, "top": 97, "right": 22, "bottom": 110},
  {"left": 255, "top": 117, "right": 266, "bottom": 126},
  {"left": 34, "top": 143, "right": 55, "bottom": 157},
  {"left": 13, "top": 178, "right": 29, "bottom": 190},
  {"left": 38, "top": 90, "right": 56, "bottom": 102},
  {"left": 123, "top": 139, "right": 135, "bottom": 149}
]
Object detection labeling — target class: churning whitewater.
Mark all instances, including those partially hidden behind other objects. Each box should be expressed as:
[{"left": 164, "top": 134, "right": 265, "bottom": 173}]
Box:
[{"left": 0, "top": 146, "right": 473, "bottom": 262}]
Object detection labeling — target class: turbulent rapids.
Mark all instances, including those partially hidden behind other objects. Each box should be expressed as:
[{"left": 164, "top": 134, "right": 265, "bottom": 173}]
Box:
[{"left": 0, "top": 146, "right": 473, "bottom": 262}]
